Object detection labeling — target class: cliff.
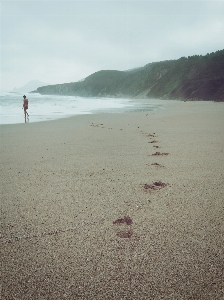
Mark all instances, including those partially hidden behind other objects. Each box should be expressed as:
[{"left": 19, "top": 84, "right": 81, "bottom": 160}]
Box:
[{"left": 34, "top": 50, "right": 224, "bottom": 101}]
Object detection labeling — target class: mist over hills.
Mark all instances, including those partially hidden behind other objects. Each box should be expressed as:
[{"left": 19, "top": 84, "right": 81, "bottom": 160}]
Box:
[
  {"left": 34, "top": 50, "right": 224, "bottom": 101},
  {"left": 13, "top": 80, "right": 48, "bottom": 93}
]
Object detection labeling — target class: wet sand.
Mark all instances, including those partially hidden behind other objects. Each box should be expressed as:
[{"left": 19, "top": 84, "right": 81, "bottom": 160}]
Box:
[{"left": 1, "top": 100, "right": 224, "bottom": 299}]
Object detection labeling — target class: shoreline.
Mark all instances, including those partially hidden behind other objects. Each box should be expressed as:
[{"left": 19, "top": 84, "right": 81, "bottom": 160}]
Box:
[
  {"left": 1, "top": 100, "right": 224, "bottom": 299},
  {"left": 1, "top": 95, "right": 167, "bottom": 126},
  {"left": 1, "top": 96, "right": 219, "bottom": 127}
]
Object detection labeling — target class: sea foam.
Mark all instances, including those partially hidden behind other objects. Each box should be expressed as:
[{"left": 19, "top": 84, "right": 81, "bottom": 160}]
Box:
[{"left": 0, "top": 91, "right": 160, "bottom": 124}]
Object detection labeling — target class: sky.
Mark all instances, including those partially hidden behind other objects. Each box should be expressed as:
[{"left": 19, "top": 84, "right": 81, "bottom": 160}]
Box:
[{"left": 1, "top": 0, "right": 224, "bottom": 91}]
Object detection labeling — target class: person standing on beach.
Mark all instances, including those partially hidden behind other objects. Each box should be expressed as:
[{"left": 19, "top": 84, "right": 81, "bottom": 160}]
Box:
[{"left": 22, "top": 95, "right": 29, "bottom": 122}]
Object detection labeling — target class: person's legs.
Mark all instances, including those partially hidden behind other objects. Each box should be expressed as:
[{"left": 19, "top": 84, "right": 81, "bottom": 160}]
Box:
[{"left": 24, "top": 109, "right": 27, "bottom": 123}]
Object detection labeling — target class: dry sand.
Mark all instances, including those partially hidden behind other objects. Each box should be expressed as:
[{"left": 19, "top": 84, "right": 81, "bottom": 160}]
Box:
[{"left": 1, "top": 100, "right": 224, "bottom": 299}]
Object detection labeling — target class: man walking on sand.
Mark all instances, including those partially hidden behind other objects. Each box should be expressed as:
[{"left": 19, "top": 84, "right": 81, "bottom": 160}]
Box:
[{"left": 22, "top": 95, "right": 29, "bottom": 123}]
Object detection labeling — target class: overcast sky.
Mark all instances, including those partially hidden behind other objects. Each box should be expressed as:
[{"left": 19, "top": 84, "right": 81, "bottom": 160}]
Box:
[{"left": 1, "top": 0, "right": 224, "bottom": 91}]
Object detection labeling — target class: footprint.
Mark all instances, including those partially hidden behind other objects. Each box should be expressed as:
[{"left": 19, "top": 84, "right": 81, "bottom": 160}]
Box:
[
  {"left": 151, "top": 152, "right": 169, "bottom": 156},
  {"left": 90, "top": 123, "right": 105, "bottom": 128},
  {"left": 113, "top": 216, "right": 133, "bottom": 238},
  {"left": 113, "top": 216, "right": 132, "bottom": 225},
  {"left": 151, "top": 163, "right": 164, "bottom": 167},
  {"left": 146, "top": 133, "right": 156, "bottom": 137},
  {"left": 143, "top": 181, "right": 168, "bottom": 191}
]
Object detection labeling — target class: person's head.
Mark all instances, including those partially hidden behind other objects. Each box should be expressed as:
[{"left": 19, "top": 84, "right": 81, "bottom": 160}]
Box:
[{"left": 23, "top": 95, "right": 26, "bottom": 99}]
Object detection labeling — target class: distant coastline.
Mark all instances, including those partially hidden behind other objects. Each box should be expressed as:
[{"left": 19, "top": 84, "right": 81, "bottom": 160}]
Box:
[
  {"left": 12, "top": 80, "right": 48, "bottom": 94},
  {"left": 33, "top": 49, "right": 224, "bottom": 102}
]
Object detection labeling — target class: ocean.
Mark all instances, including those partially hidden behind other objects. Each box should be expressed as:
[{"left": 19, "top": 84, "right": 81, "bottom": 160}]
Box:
[{"left": 0, "top": 91, "right": 161, "bottom": 125}]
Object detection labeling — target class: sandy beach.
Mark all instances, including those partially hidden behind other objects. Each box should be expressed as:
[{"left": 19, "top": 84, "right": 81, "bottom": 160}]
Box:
[{"left": 1, "top": 100, "right": 224, "bottom": 299}]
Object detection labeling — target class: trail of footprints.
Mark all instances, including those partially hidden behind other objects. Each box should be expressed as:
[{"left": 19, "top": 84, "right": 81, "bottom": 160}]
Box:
[
  {"left": 141, "top": 131, "right": 169, "bottom": 191},
  {"left": 112, "top": 128, "right": 170, "bottom": 239},
  {"left": 90, "top": 122, "right": 170, "bottom": 239},
  {"left": 90, "top": 123, "right": 169, "bottom": 192}
]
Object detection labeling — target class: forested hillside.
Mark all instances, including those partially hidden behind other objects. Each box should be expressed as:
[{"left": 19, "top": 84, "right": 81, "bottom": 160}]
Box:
[{"left": 34, "top": 50, "right": 224, "bottom": 101}]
